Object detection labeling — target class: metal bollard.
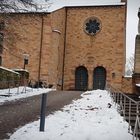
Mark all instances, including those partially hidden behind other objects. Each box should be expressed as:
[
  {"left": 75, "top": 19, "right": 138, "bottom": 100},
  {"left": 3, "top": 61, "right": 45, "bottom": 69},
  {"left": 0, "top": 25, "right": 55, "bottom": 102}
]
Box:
[{"left": 40, "top": 93, "right": 47, "bottom": 131}]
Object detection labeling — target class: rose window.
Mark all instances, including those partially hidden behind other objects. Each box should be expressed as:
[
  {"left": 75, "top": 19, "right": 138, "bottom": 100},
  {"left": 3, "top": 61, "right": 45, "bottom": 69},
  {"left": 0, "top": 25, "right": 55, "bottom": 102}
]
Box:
[{"left": 84, "top": 17, "right": 101, "bottom": 36}]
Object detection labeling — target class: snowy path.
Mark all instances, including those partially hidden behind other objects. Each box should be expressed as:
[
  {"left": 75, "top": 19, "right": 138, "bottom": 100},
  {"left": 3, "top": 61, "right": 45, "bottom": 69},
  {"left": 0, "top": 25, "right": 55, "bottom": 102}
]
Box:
[
  {"left": 0, "top": 90, "right": 81, "bottom": 140},
  {"left": 9, "top": 90, "right": 133, "bottom": 140}
]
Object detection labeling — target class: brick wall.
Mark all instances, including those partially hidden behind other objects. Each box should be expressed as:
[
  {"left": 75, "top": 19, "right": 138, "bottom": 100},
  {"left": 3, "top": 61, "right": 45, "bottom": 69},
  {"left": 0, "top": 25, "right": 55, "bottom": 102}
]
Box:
[
  {"left": 0, "top": 5, "right": 127, "bottom": 91},
  {"left": 63, "top": 6, "right": 126, "bottom": 90},
  {"left": 134, "top": 35, "right": 140, "bottom": 73},
  {"left": 2, "top": 14, "right": 42, "bottom": 81},
  {"left": 1, "top": 8, "right": 66, "bottom": 88},
  {"left": 43, "top": 8, "right": 66, "bottom": 88},
  {"left": 121, "top": 76, "right": 133, "bottom": 94}
]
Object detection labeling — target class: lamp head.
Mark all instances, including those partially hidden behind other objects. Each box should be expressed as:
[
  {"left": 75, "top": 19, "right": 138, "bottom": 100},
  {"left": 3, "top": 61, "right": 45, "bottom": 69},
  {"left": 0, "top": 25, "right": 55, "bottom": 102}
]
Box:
[{"left": 138, "top": 8, "right": 140, "bottom": 18}]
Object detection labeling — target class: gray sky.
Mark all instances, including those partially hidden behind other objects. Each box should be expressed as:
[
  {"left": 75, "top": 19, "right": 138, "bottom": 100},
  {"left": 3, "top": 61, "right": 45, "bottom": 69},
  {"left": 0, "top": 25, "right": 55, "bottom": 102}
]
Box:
[
  {"left": 127, "top": 0, "right": 140, "bottom": 58},
  {"left": 36, "top": 0, "right": 140, "bottom": 58}
]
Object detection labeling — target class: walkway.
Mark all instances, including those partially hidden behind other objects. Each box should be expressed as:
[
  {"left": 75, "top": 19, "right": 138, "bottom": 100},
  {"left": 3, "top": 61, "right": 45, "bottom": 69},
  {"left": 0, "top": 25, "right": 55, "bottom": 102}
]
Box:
[{"left": 0, "top": 91, "right": 82, "bottom": 139}]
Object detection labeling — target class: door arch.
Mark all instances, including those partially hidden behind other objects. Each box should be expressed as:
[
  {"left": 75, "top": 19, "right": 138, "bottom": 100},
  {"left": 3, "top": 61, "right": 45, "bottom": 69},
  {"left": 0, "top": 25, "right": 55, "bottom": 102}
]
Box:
[
  {"left": 93, "top": 66, "right": 106, "bottom": 90},
  {"left": 75, "top": 66, "right": 88, "bottom": 91}
]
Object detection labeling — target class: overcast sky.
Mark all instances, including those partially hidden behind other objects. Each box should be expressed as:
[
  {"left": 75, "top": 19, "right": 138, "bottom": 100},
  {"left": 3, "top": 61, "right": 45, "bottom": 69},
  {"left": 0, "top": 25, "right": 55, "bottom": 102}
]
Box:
[{"left": 127, "top": 0, "right": 140, "bottom": 58}]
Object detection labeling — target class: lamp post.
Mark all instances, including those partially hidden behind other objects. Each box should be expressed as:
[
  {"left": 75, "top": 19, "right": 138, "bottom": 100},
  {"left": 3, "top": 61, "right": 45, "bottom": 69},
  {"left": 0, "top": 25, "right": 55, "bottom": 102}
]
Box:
[{"left": 23, "top": 53, "right": 29, "bottom": 69}]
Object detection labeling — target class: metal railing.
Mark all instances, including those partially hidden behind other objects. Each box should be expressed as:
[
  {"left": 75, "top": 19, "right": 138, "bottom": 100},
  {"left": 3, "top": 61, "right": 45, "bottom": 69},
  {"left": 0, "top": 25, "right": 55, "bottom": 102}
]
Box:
[
  {"left": 0, "top": 79, "right": 51, "bottom": 96},
  {"left": 107, "top": 84, "right": 140, "bottom": 140},
  {"left": 0, "top": 79, "right": 31, "bottom": 96}
]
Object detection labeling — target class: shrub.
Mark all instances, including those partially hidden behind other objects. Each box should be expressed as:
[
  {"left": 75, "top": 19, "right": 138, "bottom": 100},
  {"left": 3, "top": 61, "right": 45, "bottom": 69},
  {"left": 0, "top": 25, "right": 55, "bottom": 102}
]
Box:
[{"left": 0, "top": 66, "right": 20, "bottom": 89}]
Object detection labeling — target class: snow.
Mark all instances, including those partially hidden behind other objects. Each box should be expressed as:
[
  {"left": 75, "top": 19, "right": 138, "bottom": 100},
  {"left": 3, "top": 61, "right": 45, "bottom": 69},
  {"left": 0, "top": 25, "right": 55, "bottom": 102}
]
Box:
[
  {"left": 0, "top": 87, "right": 53, "bottom": 105},
  {"left": 35, "top": 0, "right": 125, "bottom": 12},
  {"left": 9, "top": 90, "right": 133, "bottom": 140},
  {"left": 13, "top": 69, "right": 29, "bottom": 72},
  {"left": 0, "top": 66, "right": 20, "bottom": 75},
  {"left": 1, "top": 0, "right": 125, "bottom": 13},
  {"left": 124, "top": 75, "right": 132, "bottom": 78},
  {"left": 52, "top": 29, "right": 61, "bottom": 34},
  {"left": 136, "top": 84, "right": 140, "bottom": 87}
]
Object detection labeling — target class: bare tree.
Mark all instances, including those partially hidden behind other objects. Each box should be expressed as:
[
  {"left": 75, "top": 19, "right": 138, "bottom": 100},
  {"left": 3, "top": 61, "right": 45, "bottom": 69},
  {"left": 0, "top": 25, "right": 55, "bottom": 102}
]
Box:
[
  {"left": 0, "top": 0, "right": 49, "bottom": 62},
  {"left": 125, "top": 55, "right": 134, "bottom": 76},
  {"left": 0, "top": 0, "right": 37, "bottom": 12}
]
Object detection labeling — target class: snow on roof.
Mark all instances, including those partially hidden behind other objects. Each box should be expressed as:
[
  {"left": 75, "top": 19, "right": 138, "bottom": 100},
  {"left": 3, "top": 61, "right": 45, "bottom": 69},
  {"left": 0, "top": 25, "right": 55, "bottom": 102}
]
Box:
[
  {"left": 13, "top": 69, "right": 29, "bottom": 73},
  {"left": 52, "top": 29, "right": 61, "bottom": 34},
  {"left": 0, "top": 0, "right": 126, "bottom": 13},
  {"left": 47, "top": 0, "right": 125, "bottom": 12},
  {"left": 0, "top": 66, "right": 20, "bottom": 75},
  {"left": 136, "top": 83, "right": 140, "bottom": 87},
  {"left": 123, "top": 75, "right": 132, "bottom": 78}
]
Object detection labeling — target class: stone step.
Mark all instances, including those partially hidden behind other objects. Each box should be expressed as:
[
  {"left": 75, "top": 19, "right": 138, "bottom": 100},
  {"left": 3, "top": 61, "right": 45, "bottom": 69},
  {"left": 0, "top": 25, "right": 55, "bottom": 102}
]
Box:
[
  {"left": 116, "top": 99, "right": 140, "bottom": 103},
  {"left": 123, "top": 107, "right": 138, "bottom": 109},
  {"left": 112, "top": 96, "right": 140, "bottom": 101},
  {"left": 120, "top": 108, "right": 140, "bottom": 112},
  {"left": 123, "top": 108, "right": 140, "bottom": 112},
  {"left": 118, "top": 102, "right": 136, "bottom": 106},
  {"left": 125, "top": 116, "right": 137, "bottom": 121},
  {"left": 123, "top": 105, "right": 138, "bottom": 108},
  {"left": 120, "top": 112, "right": 140, "bottom": 116},
  {"left": 123, "top": 111, "right": 140, "bottom": 115},
  {"left": 130, "top": 122, "right": 140, "bottom": 128}
]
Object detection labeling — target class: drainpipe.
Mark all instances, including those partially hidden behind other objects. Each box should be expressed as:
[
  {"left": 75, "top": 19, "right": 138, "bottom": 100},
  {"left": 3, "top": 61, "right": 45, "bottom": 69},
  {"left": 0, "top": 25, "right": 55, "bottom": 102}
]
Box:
[
  {"left": 62, "top": 8, "right": 68, "bottom": 90},
  {"left": 123, "top": 0, "right": 127, "bottom": 76},
  {"left": 38, "top": 14, "right": 44, "bottom": 83}
]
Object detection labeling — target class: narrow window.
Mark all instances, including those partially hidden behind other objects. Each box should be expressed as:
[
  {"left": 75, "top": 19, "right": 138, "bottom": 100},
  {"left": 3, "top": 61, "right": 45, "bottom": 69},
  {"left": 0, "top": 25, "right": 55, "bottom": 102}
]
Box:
[
  {"left": 0, "top": 44, "right": 3, "bottom": 54},
  {"left": 0, "top": 56, "right": 2, "bottom": 66},
  {"left": 0, "top": 21, "right": 5, "bottom": 31},
  {"left": 0, "top": 33, "right": 4, "bottom": 45}
]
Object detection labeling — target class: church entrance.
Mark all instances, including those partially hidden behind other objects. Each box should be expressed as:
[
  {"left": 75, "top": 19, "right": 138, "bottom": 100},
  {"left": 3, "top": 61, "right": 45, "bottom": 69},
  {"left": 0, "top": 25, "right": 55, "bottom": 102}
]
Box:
[
  {"left": 93, "top": 66, "right": 106, "bottom": 90},
  {"left": 75, "top": 66, "right": 88, "bottom": 91}
]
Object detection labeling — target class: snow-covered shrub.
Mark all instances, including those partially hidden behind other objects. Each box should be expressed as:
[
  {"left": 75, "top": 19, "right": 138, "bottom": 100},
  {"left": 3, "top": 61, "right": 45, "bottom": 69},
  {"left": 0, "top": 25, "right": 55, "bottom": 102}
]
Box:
[{"left": 0, "top": 66, "right": 20, "bottom": 89}]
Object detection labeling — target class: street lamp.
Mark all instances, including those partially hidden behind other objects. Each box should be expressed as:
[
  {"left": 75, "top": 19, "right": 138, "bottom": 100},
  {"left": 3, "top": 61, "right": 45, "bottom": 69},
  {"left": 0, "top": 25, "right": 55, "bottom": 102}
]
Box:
[{"left": 23, "top": 53, "right": 29, "bottom": 69}]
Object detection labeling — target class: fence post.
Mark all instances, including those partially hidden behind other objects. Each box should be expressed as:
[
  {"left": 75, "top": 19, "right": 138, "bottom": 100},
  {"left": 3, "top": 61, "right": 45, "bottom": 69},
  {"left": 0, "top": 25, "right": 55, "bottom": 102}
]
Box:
[
  {"left": 40, "top": 93, "right": 47, "bottom": 131},
  {"left": 128, "top": 100, "right": 131, "bottom": 132}
]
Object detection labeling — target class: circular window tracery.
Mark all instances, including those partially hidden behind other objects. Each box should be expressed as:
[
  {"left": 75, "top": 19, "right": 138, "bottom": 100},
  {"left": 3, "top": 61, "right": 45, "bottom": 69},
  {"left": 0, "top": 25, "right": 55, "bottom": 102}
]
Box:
[{"left": 84, "top": 17, "right": 101, "bottom": 36}]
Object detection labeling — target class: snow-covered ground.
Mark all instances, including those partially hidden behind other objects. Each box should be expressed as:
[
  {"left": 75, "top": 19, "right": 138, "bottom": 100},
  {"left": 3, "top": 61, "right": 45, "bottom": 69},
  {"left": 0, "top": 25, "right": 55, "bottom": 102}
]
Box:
[
  {"left": 9, "top": 90, "right": 133, "bottom": 140},
  {"left": 0, "top": 87, "right": 53, "bottom": 105}
]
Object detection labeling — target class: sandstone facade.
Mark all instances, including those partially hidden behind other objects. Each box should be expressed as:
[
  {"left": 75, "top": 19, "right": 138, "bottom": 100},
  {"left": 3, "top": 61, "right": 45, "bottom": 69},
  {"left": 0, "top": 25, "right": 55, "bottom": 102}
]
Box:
[
  {"left": 122, "top": 77, "right": 133, "bottom": 94},
  {"left": 63, "top": 6, "right": 126, "bottom": 90},
  {"left": 134, "top": 35, "right": 140, "bottom": 73},
  {"left": 0, "top": 4, "right": 129, "bottom": 91},
  {"left": 0, "top": 8, "right": 66, "bottom": 88}
]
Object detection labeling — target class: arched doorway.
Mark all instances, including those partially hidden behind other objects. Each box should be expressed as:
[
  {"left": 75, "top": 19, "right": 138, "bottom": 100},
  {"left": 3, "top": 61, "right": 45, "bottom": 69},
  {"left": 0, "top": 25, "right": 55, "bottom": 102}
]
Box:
[
  {"left": 93, "top": 66, "right": 106, "bottom": 90},
  {"left": 75, "top": 66, "right": 88, "bottom": 91}
]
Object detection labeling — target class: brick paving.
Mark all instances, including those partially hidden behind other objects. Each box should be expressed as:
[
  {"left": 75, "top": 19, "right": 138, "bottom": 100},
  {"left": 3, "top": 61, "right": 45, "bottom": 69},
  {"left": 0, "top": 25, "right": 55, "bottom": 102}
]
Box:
[{"left": 0, "top": 91, "right": 82, "bottom": 140}]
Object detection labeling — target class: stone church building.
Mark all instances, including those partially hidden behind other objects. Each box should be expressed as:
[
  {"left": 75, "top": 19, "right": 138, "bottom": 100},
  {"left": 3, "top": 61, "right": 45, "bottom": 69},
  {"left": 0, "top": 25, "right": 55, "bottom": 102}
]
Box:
[{"left": 0, "top": 0, "right": 131, "bottom": 91}]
